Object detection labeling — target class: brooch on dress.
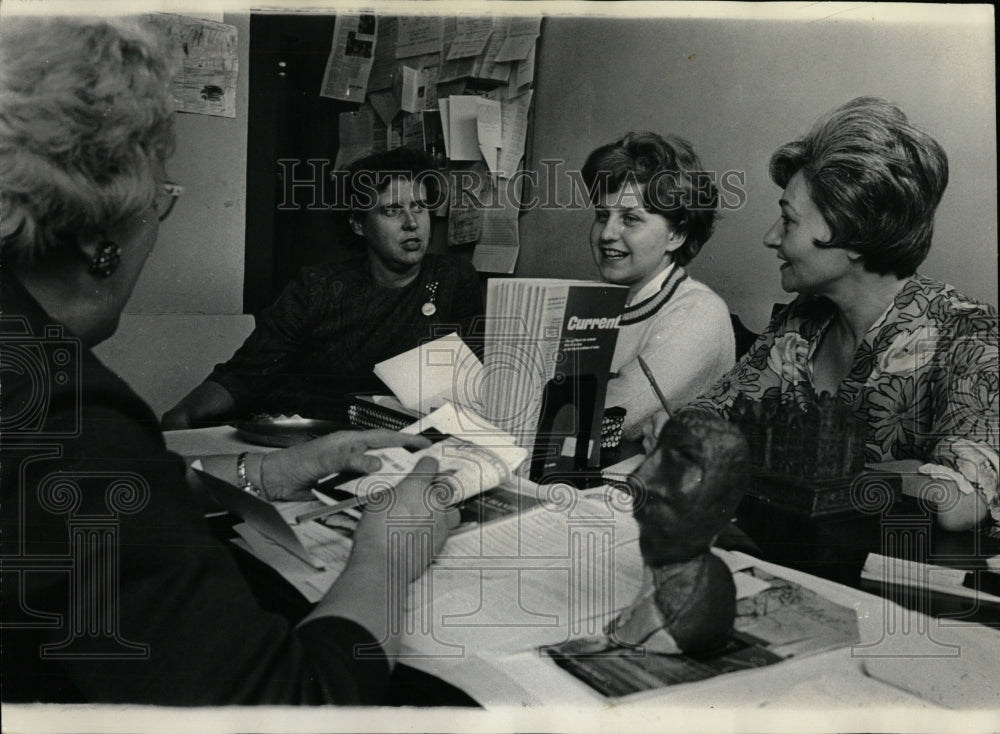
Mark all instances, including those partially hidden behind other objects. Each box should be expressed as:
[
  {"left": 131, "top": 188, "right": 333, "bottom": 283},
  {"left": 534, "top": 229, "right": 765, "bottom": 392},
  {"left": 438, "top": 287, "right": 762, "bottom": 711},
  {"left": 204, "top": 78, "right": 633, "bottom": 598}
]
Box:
[{"left": 422, "top": 281, "right": 439, "bottom": 317}]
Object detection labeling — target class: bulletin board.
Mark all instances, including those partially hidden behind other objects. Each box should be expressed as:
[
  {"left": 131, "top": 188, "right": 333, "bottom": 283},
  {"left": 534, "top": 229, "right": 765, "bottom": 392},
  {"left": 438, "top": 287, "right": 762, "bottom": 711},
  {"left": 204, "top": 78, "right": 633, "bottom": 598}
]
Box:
[{"left": 319, "top": 14, "right": 540, "bottom": 274}]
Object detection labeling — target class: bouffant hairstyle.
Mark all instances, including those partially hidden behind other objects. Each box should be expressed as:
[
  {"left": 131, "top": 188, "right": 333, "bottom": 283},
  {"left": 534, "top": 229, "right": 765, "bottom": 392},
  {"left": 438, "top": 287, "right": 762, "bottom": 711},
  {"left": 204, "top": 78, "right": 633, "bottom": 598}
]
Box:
[
  {"left": 581, "top": 132, "right": 718, "bottom": 266},
  {"left": 769, "top": 96, "right": 949, "bottom": 278},
  {"left": 0, "top": 17, "right": 176, "bottom": 263}
]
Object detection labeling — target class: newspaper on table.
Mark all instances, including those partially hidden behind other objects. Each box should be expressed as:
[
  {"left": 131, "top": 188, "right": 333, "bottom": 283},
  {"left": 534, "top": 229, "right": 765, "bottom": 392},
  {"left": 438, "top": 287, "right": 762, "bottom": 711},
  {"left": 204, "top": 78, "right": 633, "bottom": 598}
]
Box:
[{"left": 542, "top": 563, "right": 861, "bottom": 699}]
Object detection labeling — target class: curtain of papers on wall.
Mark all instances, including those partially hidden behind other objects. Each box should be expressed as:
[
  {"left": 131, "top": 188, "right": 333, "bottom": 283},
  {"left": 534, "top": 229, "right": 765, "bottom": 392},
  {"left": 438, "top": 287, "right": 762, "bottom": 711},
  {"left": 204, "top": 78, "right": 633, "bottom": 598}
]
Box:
[{"left": 319, "top": 14, "right": 539, "bottom": 274}]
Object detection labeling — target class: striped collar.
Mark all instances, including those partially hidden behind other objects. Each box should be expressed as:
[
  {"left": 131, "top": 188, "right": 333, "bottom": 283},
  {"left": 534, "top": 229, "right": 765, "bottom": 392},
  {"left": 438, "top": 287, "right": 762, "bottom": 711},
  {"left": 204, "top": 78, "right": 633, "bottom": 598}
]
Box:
[{"left": 620, "top": 266, "right": 689, "bottom": 326}]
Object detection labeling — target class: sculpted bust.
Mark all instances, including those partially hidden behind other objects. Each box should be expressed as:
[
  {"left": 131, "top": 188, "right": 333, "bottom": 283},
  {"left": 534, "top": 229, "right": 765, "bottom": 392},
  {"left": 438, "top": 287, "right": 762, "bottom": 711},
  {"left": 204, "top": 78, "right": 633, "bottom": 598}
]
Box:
[{"left": 608, "top": 411, "right": 749, "bottom": 654}]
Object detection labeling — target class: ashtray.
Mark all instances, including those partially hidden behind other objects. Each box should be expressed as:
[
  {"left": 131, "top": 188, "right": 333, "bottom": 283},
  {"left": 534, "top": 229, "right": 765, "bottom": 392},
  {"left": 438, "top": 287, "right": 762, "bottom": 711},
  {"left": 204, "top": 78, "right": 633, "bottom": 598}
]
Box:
[{"left": 229, "top": 414, "right": 349, "bottom": 447}]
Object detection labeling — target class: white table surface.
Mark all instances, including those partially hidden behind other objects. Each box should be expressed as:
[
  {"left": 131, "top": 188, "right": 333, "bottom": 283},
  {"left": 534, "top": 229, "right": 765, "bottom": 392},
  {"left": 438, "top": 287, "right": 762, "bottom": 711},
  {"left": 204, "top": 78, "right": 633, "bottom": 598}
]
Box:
[
  {"left": 165, "top": 425, "right": 280, "bottom": 457},
  {"left": 163, "top": 427, "right": 1000, "bottom": 714}
]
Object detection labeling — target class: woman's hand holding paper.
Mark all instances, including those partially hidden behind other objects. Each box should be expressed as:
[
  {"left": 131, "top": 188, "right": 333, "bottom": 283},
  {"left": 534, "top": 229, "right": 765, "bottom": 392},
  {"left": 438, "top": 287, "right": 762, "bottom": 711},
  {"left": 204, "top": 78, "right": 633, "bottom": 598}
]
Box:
[{"left": 261, "top": 429, "right": 432, "bottom": 501}]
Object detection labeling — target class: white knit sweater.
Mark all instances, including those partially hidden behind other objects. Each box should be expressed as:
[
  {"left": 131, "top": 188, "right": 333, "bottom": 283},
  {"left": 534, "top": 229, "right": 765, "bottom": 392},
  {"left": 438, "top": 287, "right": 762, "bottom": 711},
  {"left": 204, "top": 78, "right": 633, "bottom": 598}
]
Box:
[{"left": 606, "top": 265, "right": 735, "bottom": 439}]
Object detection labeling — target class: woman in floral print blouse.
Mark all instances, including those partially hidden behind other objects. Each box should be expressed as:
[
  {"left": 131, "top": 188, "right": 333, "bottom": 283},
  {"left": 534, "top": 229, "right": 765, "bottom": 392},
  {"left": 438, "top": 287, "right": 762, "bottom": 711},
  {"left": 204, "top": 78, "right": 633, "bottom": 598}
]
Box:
[{"left": 646, "top": 97, "right": 998, "bottom": 533}]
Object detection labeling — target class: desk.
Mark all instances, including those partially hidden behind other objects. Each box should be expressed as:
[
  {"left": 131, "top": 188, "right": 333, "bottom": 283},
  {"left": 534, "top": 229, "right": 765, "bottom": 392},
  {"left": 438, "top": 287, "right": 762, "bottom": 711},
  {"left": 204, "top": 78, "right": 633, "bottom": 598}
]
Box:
[
  {"left": 400, "top": 510, "right": 999, "bottom": 710},
  {"left": 164, "top": 429, "right": 1000, "bottom": 712}
]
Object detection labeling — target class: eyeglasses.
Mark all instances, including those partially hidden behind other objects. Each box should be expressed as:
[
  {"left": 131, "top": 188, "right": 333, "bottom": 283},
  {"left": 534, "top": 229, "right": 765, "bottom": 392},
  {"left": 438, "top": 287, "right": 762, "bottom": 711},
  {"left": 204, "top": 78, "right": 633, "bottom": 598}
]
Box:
[{"left": 155, "top": 181, "right": 185, "bottom": 222}]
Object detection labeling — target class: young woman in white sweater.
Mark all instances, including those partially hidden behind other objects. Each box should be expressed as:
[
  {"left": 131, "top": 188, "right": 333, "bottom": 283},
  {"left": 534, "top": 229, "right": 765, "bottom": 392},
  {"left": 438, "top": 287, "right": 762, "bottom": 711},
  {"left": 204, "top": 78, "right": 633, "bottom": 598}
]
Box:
[{"left": 582, "top": 132, "right": 735, "bottom": 440}]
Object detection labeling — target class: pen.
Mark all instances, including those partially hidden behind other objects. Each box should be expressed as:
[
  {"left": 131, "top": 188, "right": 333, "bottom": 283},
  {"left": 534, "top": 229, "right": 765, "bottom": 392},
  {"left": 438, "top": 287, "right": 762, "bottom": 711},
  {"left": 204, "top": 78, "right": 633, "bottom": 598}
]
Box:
[
  {"left": 294, "top": 495, "right": 364, "bottom": 525},
  {"left": 637, "top": 355, "right": 670, "bottom": 414},
  {"left": 293, "top": 468, "right": 460, "bottom": 525}
]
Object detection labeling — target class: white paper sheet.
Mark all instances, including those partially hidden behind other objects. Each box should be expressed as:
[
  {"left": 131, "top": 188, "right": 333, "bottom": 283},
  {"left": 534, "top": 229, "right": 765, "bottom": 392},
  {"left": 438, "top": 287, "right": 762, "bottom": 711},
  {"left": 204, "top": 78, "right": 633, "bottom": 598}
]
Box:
[
  {"left": 474, "top": 18, "right": 512, "bottom": 83},
  {"left": 495, "top": 28, "right": 538, "bottom": 63},
  {"left": 373, "top": 332, "right": 484, "bottom": 413},
  {"left": 490, "top": 89, "right": 532, "bottom": 178},
  {"left": 446, "top": 95, "right": 482, "bottom": 161},
  {"left": 471, "top": 244, "right": 518, "bottom": 274},
  {"left": 476, "top": 97, "right": 502, "bottom": 174},
  {"left": 399, "top": 65, "right": 422, "bottom": 113}
]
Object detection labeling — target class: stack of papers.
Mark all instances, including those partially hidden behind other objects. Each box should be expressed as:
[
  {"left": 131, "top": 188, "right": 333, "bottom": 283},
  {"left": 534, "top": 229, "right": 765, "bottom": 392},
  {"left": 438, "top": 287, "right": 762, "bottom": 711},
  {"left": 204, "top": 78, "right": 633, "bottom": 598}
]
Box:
[
  {"left": 861, "top": 552, "right": 1000, "bottom": 603},
  {"left": 373, "top": 331, "right": 484, "bottom": 414}
]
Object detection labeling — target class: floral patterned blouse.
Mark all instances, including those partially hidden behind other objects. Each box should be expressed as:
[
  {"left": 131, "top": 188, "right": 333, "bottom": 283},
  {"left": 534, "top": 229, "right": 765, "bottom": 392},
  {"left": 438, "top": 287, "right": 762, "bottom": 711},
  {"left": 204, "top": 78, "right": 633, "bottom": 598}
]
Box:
[{"left": 687, "top": 275, "right": 999, "bottom": 529}]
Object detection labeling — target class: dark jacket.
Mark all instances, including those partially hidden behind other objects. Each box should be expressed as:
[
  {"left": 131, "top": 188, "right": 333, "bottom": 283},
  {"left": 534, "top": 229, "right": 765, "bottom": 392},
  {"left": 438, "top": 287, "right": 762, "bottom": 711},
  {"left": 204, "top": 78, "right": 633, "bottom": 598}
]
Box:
[{"left": 0, "top": 273, "right": 390, "bottom": 704}]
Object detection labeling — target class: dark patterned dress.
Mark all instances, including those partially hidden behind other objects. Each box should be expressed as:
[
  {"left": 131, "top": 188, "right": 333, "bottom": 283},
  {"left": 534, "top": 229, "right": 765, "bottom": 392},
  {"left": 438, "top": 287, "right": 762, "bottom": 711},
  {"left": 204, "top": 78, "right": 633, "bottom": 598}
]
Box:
[{"left": 687, "top": 275, "right": 999, "bottom": 529}]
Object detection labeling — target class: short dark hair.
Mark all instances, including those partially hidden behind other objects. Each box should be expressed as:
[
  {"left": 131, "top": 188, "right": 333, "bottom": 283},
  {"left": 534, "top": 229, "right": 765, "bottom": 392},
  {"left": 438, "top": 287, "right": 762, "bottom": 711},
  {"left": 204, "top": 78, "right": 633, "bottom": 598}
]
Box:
[
  {"left": 342, "top": 147, "right": 442, "bottom": 216},
  {"left": 581, "top": 132, "right": 718, "bottom": 266},
  {"left": 769, "top": 96, "right": 949, "bottom": 278}
]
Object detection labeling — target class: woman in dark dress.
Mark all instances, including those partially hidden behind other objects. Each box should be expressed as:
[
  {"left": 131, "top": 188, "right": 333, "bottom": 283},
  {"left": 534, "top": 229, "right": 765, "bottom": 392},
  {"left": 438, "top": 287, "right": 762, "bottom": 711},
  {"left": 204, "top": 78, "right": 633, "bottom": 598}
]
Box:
[
  {"left": 161, "top": 147, "right": 484, "bottom": 428},
  {"left": 1, "top": 15, "right": 455, "bottom": 704}
]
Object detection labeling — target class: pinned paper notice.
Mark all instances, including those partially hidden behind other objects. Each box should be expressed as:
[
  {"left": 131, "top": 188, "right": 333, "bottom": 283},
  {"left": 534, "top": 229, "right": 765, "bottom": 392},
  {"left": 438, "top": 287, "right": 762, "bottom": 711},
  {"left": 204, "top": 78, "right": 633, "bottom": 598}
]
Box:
[
  {"left": 366, "top": 16, "right": 398, "bottom": 92},
  {"left": 477, "top": 98, "right": 502, "bottom": 174},
  {"left": 438, "top": 98, "right": 451, "bottom": 156},
  {"left": 335, "top": 105, "right": 383, "bottom": 170},
  {"left": 447, "top": 95, "right": 482, "bottom": 161},
  {"left": 399, "top": 65, "right": 423, "bottom": 113},
  {"left": 368, "top": 88, "right": 400, "bottom": 127},
  {"left": 320, "top": 14, "right": 377, "bottom": 102},
  {"left": 474, "top": 18, "right": 512, "bottom": 83},
  {"left": 396, "top": 16, "right": 443, "bottom": 59},
  {"left": 510, "top": 46, "right": 536, "bottom": 96},
  {"left": 448, "top": 165, "right": 488, "bottom": 246},
  {"left": 144, "top": 14, "right": 238, "bottom": 118},
  {"left": 401, "top": 111, "right": 424, "bottom": 150},
  {"left": 495, "top": 17, "right": 540, "bottom": 62},
  {"left": 497, "top": 90, "right": 533, "bottom": 178},
  {"left": 421, "top": 64, "right": 440, "bottom": 110},
  {"left": 472, "top": 178, "right": 521, "bottom": 273},
  {"left": 447, "top": 17, "right": 494, "bottom": 60}
]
